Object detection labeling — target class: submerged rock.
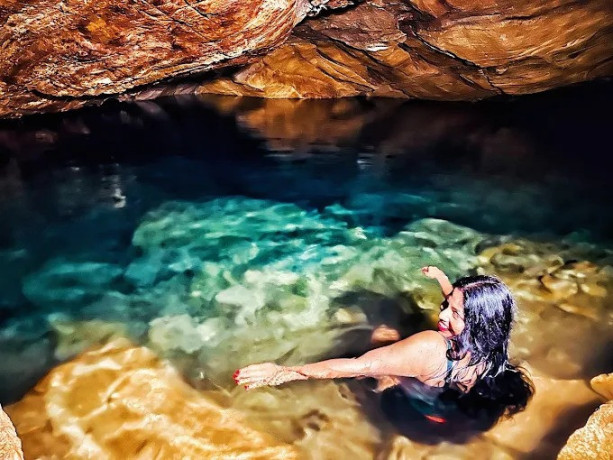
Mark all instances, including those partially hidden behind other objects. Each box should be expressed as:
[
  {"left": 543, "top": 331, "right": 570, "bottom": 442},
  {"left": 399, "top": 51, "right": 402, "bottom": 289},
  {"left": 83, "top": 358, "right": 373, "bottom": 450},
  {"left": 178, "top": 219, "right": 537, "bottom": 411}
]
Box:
[
  {"left": 5, "top": 339, "right": 299, "bottom": 459},
  {"left": 48, "top": 315, "right": 130, "bottom": 361},
  {"left": 231, "top": 382, "right": 381, "bottom": 459},
  {"left": 22, "top": 259, "right": 123, "bottom": 308},
  {"left": 478, "top": 239, "right": 613, "bottom": 379},
  {"left": 591, "top": 373, "right": 613, "bottom": 401}
]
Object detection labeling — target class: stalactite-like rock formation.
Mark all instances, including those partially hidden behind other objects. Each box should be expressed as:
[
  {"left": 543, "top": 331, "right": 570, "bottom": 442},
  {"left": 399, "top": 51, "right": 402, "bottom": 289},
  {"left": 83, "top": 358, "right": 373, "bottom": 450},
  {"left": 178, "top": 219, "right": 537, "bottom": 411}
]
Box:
[
  {"left": 1, "top": 0, "right": 612, "bottom": 117},
  {"left": 0, "top": 0, "right": 354, "bottom": 117},
  {"left": 200, "top": 0, "right": 613, "bottom": 99}
]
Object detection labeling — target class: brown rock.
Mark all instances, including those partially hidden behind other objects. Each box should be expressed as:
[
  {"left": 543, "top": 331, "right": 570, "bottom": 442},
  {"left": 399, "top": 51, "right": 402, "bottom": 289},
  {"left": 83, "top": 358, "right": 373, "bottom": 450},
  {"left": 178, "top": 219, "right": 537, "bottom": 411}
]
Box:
[
  {"left": 201, "top": 0, "right": 613, "bottom": 100},
  {"left": 0, "top": 0, "right": 354, "bottom": 117},
  {"left": 479, "top": 240, "right": 613, "bottom": 379},
  {"left": 1, "top": 0, "right": 612, "bottom": 117},
  {"left": 0, "top": 405, "right": 23, "bottom": 460},
  {"left": 557, "top": 401, "right": 613, "bottom": 460},
  {"left": 591, "top": 373, "right": 613, "bottom": 401},
  {"left": 5, "top": 339, "right": 298, "bottom": 459}
]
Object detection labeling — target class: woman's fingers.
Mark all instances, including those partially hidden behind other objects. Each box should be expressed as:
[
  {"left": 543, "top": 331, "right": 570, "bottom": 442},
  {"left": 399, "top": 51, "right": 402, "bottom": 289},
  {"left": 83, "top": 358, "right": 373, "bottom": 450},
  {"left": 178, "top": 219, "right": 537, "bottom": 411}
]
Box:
[{"left": 233, "top": 363, "right": 280, "bottom": 388}]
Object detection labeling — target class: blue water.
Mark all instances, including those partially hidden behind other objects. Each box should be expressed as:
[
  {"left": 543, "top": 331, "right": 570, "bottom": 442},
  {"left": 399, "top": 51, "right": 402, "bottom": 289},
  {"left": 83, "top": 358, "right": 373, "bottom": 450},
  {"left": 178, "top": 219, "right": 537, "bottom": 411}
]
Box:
[{"left": 0, "top": 82, "right": 612, "bottom": 407}]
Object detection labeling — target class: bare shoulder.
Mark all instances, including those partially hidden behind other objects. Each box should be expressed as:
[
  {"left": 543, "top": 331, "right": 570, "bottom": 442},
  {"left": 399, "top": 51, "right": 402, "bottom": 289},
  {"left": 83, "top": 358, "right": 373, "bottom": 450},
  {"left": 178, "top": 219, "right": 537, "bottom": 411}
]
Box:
[
  {"left": 358, "top": 330, "right": 448, "bottom": 378},
  {"left": 396, "top": 330, "right": 447, "bottom": 350},
  {"left": 384, "top": 330, "right": 448, "bottom": 362}
]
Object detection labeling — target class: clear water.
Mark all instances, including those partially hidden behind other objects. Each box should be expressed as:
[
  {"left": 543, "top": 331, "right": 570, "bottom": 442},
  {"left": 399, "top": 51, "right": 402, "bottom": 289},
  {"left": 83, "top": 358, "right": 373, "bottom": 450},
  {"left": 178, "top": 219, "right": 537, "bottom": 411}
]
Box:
[{"left": 0, "top": 82, "right": 612, "bottom": 456}]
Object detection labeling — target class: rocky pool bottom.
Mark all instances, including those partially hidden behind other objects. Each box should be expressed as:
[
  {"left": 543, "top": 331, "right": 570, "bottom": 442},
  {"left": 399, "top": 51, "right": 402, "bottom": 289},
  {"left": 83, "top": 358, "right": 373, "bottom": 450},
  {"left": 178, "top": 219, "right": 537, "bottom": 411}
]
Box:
[{"left": 0, "top": 198, "right": 611, "bottom": 459}]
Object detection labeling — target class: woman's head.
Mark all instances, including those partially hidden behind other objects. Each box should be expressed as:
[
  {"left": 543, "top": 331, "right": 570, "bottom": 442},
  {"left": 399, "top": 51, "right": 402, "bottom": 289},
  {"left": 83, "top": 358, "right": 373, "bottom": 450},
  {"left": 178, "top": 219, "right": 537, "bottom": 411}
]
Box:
[
  {"left": 439, "top": 275, "right": 516, "bottom": 377},
  {"left": 435, "top": 274, "right": 533, "bottom": 408}
]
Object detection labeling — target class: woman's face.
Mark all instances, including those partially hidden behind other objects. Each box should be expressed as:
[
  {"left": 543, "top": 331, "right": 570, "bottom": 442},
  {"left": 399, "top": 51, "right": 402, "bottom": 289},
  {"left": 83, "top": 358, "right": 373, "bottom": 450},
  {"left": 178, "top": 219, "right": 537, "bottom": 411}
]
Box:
[{"left": 438, "top": 288, "right": 465, "bottom": 339}]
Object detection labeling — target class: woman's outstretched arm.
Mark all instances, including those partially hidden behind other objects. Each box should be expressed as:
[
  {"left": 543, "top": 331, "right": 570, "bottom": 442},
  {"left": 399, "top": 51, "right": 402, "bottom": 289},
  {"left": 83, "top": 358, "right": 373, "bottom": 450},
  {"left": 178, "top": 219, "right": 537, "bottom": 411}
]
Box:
[{"left": 235, "top": 330, "right": 447, "bottom": 390}]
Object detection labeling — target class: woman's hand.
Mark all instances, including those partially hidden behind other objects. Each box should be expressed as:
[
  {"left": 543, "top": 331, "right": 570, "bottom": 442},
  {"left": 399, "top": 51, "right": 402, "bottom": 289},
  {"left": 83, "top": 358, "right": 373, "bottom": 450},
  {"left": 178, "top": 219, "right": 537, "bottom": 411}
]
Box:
[
  {"left": 234, "top": 363, "right": 306, "bottom": 390},
  {"left": 421, "top": 265, "right": 445, "bottom": 279},
  {"left": 421, "top": 265, "right": 453, "bottom": 297}
]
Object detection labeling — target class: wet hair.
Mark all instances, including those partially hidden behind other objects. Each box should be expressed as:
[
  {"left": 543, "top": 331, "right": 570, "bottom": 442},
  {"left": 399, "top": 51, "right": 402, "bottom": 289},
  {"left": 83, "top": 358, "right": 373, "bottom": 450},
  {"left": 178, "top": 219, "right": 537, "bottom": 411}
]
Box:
[{"left": 447, "top": 275, "right": 533, "bottom": 415}]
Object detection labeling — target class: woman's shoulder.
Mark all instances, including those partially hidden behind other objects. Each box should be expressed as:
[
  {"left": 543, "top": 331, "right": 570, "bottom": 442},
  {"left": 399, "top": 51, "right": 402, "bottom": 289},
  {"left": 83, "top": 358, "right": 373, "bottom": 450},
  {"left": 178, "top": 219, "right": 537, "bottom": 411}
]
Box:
[
  {"left": 394, "top": 330, "right": 449, "bottom": 355},
  {"left": 408, "top": 330, "right": 448, "bottom": 347}
]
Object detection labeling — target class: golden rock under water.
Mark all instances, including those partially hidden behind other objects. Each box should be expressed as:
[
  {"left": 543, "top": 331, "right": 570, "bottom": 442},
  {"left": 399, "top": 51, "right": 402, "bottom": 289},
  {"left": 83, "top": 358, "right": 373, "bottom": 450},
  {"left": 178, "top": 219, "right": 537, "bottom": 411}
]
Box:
[
  {"left": 5, "top": 339, "right": 299, "bottom": 460},
  {"left": 591, "top": 374, "right": 613, "bottom": 401}
]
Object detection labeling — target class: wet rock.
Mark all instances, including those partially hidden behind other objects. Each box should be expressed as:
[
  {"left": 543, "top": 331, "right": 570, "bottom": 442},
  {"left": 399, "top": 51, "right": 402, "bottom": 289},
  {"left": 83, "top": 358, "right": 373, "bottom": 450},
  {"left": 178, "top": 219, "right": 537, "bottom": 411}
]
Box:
[
  {"left": 0, "top": 318, "right": 56, "bottom": 404},
  {"left": 48, "top": 315, "right": 130, "bottom": 360},
  {"left": 199, "top": 0, "right": 613, "bottom": 101},
  {"left": 541, "top": 274, "right": 579, "bottom": 300},
  {"left": 0, "top": 0, "right": 356, "bottom": 118},
  {"left": 591, "top": 373, "right": 613, "bottom": 401},
  {"left": 231, "top": 381, "right": 381, "bottom": 459},
  {"left": 479, "top": 239, "right": 613, "bottom": 379},
  {"left": 378, "top": 435, "right": 513, "bottom": 460},
  {"left": 5, "top": 339, "right": 299, "bottom": 459},
  {"left": 483, "top": 372, "right": 600, "bottom": 457},
  {"left": 148, "top": 314, "right": 206, "bottom": 355},
  {"left": 557, "top": 401, "right": 613, "bottom": 460},
  {"left": 0, "top": 404, "right": 23, "bottom": 460},
  {"left": 22, "top": 259, "right": 123, "bottom": 308},
  {"left": 2, "top": 0, "right": 611, "bottom": 117}
]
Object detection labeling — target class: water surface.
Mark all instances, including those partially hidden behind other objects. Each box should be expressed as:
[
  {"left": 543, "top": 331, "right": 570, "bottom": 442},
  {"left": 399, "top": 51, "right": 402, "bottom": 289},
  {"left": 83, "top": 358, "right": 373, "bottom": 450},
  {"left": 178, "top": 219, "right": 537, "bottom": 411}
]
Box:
[{"left": 1, "top": 82, "right": 612, "bottom": 458}]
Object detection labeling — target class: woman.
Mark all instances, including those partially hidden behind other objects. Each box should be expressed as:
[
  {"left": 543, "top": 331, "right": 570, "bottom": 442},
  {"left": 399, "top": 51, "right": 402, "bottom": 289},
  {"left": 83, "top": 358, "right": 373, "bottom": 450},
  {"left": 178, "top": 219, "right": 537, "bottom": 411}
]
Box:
[{"left": 235, "top": 266, "right": 531, "bottom": 405}]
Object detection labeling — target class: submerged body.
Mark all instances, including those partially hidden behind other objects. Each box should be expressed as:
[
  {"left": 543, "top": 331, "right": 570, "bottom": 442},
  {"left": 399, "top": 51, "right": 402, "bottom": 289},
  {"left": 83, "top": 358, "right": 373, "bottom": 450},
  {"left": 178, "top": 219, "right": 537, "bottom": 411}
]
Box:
[{"left": 235, "top": 266, "right": 531, "bottom": 411}]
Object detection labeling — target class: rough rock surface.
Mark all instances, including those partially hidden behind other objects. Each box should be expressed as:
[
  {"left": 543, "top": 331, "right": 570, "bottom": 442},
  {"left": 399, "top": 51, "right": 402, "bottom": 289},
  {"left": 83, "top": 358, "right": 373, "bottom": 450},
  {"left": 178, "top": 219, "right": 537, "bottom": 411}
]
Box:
[
  {"left": 5, "top": 339, "right": 299, "bottom": 459},
  {"left": 557, "top": 373, "right": 613, "bottom": 460},
  {"left": 1, "top": 0, "right": 612, "bottom": 117},
  {"left": 200, "top": 0, "right": 613, "bottom": 99},
  {"left": 0, "top": 0, "right": 353, "bottom": 117},
  {"left": 5, "top": 339, "right": 382, "bottom": 459},
  {"left": 0, "top": 404, "right": 23, "bottom": 460}
]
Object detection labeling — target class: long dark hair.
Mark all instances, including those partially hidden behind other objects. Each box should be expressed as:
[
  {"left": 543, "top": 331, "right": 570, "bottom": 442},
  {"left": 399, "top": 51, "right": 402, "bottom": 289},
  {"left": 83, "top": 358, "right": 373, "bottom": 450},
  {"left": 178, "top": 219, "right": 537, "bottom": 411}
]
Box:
[{"left": 449, "top": 275, "right": 533, "bottom": 415}]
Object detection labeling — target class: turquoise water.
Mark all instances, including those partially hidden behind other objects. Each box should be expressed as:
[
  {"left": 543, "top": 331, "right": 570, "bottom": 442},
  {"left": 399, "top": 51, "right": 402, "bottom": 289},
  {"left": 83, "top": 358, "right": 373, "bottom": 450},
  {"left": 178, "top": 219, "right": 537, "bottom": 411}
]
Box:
[{"left": 0, "top": 85, "right": 612, "bottom": 410}]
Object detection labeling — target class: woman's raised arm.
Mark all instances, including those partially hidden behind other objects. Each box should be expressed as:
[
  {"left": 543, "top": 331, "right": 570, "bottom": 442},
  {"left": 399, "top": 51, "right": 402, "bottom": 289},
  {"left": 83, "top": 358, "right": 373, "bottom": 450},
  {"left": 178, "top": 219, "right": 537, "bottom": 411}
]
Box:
[{"left": 421, "top": 266, "right": 453, "bottom": 297}]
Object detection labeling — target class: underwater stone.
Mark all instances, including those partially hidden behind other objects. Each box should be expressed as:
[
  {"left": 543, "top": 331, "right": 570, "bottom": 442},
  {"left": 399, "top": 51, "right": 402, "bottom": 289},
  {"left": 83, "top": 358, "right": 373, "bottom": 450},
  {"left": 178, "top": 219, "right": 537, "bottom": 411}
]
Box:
[
  {"left": 231, "top": 381, "right": 381, "bottom": 459},
  {"left": 22, "top": 259, "right": 123, "bottom": 308},
  {"left": 148, "top": 315, "right": 205, "bottom": 355},
  {"left": 48, "top": 315, "right": 130, "bottom": 361},
  {"left": 591, "top": 373, "right": 613, "bottom": 401},
  {"left": 579, "top": 282, "right": 608, "bottom": 298},
  {"left": 480, "top": 239, "right": 613, "bottom": 379},
  {"left": 540, "top": 274, "right": 579, "bottom": 300},
  {"left": 5, "top": 339, "right": 298, "bottom": 459},
  {"left": 123, "top": 251, "right": 166, "bottom": 287}
]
